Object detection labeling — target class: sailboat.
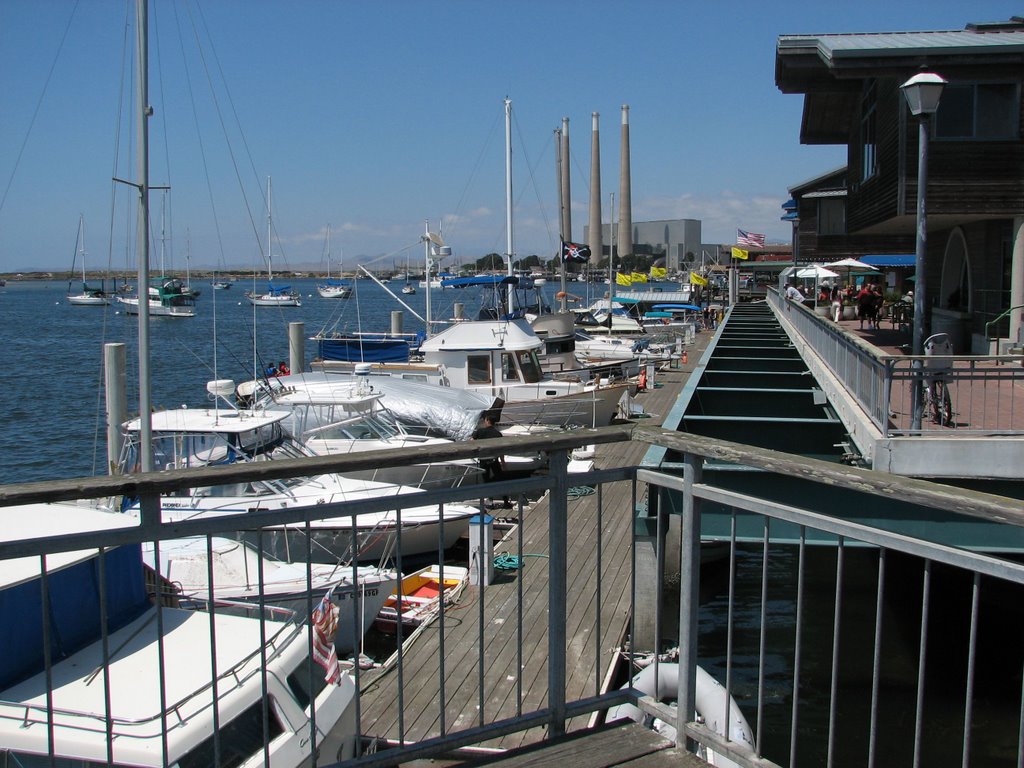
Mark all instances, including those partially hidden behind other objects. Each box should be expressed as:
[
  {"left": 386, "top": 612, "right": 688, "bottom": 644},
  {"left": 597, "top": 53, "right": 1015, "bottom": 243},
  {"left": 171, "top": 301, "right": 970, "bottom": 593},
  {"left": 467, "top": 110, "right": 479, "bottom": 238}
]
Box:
[
  {"left": 5, "top": 2, "right": 357, "bottom": 764},
  {"left": 317, "top": 224, "right": 352, "bottom": 299},
  {"left": 180, "top": 230, "right": 200, "bottom": 298},
  {"left": 116, "top": 196, "right": 195, "bottom": 318},
  {"left": 245, "top": 176, "right": 301, "bottom": 307},
  {"left": 66, "top": 215, "right": 109, "bottom": 306},
  {"left": 401, "top": 254, "right": 416, "bottom": 294}
]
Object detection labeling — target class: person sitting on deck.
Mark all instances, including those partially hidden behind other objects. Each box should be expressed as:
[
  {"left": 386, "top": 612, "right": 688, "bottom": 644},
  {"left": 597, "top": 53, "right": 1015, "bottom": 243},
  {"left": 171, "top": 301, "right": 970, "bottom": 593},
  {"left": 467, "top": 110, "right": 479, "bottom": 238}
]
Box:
[{"left": 277, "top": 360, "right": 291, "bottom": 376}]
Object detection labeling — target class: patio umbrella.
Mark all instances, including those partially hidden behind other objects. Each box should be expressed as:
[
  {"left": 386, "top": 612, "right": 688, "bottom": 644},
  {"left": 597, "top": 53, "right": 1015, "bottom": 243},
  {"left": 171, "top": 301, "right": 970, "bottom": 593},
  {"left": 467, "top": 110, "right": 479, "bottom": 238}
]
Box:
[
  {"left": 795, "top": 265, "right": 839, "bottom": 301},
  {"left": 825, "top": 258, "right": 878, "bottom": 288}
]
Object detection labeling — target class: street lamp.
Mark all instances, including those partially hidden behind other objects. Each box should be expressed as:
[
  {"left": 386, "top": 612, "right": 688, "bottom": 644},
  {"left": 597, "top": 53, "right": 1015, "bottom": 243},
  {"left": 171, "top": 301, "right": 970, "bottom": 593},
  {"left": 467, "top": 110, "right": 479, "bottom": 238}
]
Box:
[{"left": 900, "top": 72, "right": 946, "bottom": 431}]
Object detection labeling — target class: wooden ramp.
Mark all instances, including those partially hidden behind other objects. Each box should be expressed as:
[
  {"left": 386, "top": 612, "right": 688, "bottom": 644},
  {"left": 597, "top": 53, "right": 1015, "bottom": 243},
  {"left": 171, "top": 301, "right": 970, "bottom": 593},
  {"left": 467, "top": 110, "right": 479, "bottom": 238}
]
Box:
[{"left": 356, "top": 340, "right": 710, "bottom": 752}]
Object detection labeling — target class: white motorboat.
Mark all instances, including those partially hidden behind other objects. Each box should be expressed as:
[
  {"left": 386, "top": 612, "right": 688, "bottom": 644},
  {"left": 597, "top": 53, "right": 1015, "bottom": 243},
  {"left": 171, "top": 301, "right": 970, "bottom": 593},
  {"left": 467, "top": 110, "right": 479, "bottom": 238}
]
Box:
[
  {"left": 247, "top": 372, "right": 485, "bottom": 491},
  {"left": 65, "top": 215, "right": 110, "bottom": 306},
  {"left": 246, "top": 177, "right": 302, "bottom": 307},
  {"left": 117, "top": 387, "right": 478, "bottom": 563},
  {"left": 117, "top": 277, "right": 196, "bottom": 317},
  {"left": 0, "top": 503, "right": 357, "bottom": 766},
  {"left": 573, "top": 301, "right": 644, "bottom": 334},
  {"left": 143, "top": 536, "right": 397, "bottom": 653},
  {"left": 415, "top": 317, "right": 630, "bottom": 428}
]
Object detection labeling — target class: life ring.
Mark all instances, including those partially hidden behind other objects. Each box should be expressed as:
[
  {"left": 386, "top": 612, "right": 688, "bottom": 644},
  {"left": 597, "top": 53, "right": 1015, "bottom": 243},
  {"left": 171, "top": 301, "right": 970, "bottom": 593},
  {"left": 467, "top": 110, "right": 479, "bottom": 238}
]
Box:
[{"left": 606, "top": 663, "right": 754, "bottom": 767}]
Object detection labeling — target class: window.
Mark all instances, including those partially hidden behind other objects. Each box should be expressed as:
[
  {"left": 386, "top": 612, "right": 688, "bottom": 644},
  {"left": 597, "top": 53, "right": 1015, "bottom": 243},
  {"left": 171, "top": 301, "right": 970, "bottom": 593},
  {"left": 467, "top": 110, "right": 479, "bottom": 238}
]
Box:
[
  {"left": 177, "top": 699, "right": 284, "bottom": 768},
  {"left": 516, "top": 350, "right": 543, "bottom": 384},
  {"left": 817, "top": 198, "right": 846, "bottom": 235},
  {"left": 501, "top": 352, "right": 518, "bottom": 382},
  {"left": 859, "top": 80, "right": 878, "bottom": 181},
  {"left": 467, "top": 355, "right": 491, "bottom": 384},
  {"left": 935, "top": 82, "right": 1019, "bottom": 139}
]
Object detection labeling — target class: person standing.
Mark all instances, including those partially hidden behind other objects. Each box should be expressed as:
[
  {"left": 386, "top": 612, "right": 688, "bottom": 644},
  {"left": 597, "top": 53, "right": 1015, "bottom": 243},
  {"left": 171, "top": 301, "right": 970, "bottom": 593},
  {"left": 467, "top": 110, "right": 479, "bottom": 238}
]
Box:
[{"left": 472, "top": 414, "right": 510, "bottom": 508}]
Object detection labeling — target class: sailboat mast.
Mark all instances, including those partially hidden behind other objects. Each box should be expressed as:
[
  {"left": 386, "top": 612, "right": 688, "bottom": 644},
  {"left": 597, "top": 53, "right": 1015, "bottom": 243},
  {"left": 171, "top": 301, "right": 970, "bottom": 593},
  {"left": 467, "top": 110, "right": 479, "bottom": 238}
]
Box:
[
  {"left": 266, "top": 176, "right": 273, "bottom": 280},
  {"left": 504, "top": 97, "right": 514, "bottom": 313},
  {"left": 136, "top": 0, "right": 154, "bottom": 471},
  {"left": 423, "top": 220, "right": 431, "bottom": 336}
]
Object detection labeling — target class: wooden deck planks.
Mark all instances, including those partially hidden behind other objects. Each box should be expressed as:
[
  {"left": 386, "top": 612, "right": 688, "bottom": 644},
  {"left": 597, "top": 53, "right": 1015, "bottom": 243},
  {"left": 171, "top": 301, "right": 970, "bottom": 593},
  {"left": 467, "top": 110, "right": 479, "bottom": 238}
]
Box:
[{"left": 357, "top": 349, "right": 709, "bottom": 752}]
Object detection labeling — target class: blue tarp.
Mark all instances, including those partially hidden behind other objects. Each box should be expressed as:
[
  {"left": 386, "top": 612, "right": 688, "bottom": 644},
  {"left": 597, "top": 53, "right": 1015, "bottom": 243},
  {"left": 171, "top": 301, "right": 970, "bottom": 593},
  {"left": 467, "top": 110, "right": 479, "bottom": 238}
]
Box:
[
  {"left": 0, "top": 545, "right": 149, "bottom": 689},
  {"left": 861, "top": 255, "right": 915, "bottom": 267},
  {"left": 318, "top": 336, "right": 414, "bottom": 363},
  {"left": 441, "top": 275, "right": 518, "bottom": 288},
  {"left": 610, "top": 296, "right": 640, "bottom": 305},
  {"left": 652, "top": 303, "right": 701, "bottom": 312}
]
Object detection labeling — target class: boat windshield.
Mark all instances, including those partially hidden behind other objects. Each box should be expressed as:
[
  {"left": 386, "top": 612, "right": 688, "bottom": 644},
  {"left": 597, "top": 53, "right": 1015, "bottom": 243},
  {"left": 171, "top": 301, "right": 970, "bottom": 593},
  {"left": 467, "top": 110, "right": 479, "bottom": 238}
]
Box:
[
  {"left": 306, "top": 414, "right": 400, "bottom": 442},
  {"left": 515, "top": 350, "right": 543, "bottom": 384},
  {"left": 120, "top": 421, "right": 301, "bottom": 476}
]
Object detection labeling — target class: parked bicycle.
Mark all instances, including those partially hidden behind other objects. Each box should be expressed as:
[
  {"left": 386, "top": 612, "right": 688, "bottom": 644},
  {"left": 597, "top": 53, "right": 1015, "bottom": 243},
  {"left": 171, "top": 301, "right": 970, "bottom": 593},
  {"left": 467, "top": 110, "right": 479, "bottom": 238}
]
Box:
[{"left": 923, "top": 332, "right": 955, "bottom": 426}]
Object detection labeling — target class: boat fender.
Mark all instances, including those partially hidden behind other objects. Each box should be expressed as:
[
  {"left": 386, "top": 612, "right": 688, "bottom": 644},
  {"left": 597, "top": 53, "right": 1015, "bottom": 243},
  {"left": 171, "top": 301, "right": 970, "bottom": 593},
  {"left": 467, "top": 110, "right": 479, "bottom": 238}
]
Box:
[{"left": 606, "top": 662, "right": 754, "bottom": 762}]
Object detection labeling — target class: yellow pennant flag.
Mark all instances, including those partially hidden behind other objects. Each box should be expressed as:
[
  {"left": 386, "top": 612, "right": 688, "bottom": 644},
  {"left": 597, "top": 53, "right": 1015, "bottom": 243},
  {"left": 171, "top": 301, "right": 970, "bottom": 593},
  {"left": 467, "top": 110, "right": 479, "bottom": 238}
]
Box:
[
  {"left": 731, "top": 246, "right": 749, "bottom": 260},
  {"left": 689, "top": 271, "right": 708, "bottom": 286},
  {"left": 615, "top": 272, "right": 633, "bottom": 286},
  {"left": 650, "top": 266, "right": 667, "bottom": 279},
  {"left": 630, "top": 272, "right": 648, "bottom": 283}
]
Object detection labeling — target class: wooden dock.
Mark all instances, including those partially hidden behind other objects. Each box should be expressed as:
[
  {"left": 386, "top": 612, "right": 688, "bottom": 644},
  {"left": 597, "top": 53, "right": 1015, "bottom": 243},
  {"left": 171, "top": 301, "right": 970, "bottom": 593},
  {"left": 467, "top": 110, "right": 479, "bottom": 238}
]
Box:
[{"left": 356, "top": 335, "right": 712, "bottom": 754}]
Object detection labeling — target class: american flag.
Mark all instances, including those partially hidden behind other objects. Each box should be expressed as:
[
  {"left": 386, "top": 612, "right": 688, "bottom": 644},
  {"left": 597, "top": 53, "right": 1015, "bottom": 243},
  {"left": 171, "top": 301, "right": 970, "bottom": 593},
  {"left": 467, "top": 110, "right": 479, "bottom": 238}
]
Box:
[
  {"left": 311, "top": 588, "right": 341, "bottom": 684},
  {"left": 737, "top": 229, "right": 766, "bottom": 248}
]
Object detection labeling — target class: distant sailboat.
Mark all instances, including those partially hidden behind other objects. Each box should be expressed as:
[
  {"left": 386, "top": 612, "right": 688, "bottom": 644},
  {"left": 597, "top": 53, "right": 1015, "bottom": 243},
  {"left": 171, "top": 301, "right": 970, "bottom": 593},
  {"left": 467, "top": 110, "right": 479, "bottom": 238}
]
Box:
[
  {"left": 117, "top": 193, "right": 196, "bottom": 318},
  {"left": 317, "top": 224, "right": 352, "bottom": 299},
  {"left": 401, "top": 254, "right": 416, "bottom": 295},
  {"left": 66, "top": 215, "right": 110, "bottom": 306},
  {"left": 246, "top": 177, "right": 301, "bottom": 307},
  {"left": 181, "top": 229, "right": 201, "bottom": 298}
]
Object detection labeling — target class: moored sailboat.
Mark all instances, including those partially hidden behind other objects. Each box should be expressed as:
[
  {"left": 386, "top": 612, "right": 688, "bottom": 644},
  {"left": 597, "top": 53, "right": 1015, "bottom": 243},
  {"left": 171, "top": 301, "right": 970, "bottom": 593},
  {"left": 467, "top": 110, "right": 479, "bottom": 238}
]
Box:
[
  {"left": 246, "top": 177, "right": 301, "bottom": 307},
  {"left": 317, "top": 224, "right": 352, "bottom": 299},
  {"left": 65, "top": 215, "right": 110, "bottom": 306}
]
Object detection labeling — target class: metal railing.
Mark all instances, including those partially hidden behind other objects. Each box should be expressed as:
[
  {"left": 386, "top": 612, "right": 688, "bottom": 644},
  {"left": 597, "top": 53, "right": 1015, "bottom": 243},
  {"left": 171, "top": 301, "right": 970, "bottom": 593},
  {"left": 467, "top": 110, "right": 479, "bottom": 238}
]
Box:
[
  {"left": 768, "top": 290, "right": 1024, "bottom": 437},
  {"left": 2, "top": 427, "right": 1023, "bottom": 766}
]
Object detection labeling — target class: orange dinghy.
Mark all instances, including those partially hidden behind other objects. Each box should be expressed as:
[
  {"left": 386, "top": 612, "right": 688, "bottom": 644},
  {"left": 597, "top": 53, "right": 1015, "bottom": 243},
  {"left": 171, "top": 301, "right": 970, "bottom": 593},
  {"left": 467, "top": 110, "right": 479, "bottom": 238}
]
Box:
[{"left": 374, "top": 564, "right": 469, "bottom": 634}]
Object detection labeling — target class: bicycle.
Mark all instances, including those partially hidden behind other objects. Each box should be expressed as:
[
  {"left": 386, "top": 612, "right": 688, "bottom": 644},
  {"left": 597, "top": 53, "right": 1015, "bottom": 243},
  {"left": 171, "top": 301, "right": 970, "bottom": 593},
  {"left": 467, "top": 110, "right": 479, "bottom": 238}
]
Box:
[{"left": 923, "top": 333, "right": 955, "bottom": 427}]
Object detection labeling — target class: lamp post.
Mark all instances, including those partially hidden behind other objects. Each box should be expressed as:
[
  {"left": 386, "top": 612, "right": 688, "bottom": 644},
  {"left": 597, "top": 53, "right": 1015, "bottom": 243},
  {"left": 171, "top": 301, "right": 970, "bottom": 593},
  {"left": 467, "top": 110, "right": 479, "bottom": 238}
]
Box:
[{"left": 900, "top": 72, "right": 946, "bottom": 431}]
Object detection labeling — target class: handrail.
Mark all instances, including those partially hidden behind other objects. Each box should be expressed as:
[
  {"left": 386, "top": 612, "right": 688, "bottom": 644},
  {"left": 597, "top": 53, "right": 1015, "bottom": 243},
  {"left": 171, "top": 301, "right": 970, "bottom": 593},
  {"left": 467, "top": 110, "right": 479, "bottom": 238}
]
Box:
[{"left": 984, "top": 303, "right": 1024, "bottom": 340}]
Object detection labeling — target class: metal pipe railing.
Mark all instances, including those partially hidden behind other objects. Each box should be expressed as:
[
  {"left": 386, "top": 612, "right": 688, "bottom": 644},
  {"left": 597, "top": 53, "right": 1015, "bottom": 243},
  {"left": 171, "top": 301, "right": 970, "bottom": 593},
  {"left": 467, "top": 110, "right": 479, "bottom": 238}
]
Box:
[{"left": 2, "top": 427, "right": 1023, "bottom": 767}]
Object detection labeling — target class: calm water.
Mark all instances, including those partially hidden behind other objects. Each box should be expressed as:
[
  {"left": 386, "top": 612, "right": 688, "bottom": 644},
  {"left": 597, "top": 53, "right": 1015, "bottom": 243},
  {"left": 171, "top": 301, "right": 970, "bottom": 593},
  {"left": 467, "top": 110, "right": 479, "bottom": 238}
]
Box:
[{"left": 0, "top": 276, "right": 577, "bottom": 484}]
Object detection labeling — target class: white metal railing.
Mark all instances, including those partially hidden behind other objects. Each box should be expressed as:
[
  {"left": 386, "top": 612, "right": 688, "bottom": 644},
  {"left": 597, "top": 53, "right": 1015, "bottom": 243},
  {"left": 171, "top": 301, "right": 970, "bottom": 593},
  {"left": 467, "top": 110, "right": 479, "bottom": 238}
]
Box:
[
  {"left": 768, "top": 290, "right": 1024, "bottom": 436},
  {"left": 1, "top": 427, "right": 1023, "bottom": 766}
]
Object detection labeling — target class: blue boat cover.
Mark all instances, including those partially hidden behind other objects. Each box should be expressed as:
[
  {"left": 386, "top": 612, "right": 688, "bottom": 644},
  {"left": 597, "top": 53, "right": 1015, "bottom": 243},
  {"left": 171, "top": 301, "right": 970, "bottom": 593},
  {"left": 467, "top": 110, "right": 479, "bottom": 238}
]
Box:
[
  {"left": 0, "top": 545, "right": 149, "bottom": 688},
  {"left": 319, "top": 337, "right": 413, "bottom": 363},
  {"left": 441, "top": 275, "right": 519, "bottom": 288},
  {"left": 652, "top": 303, "right": 701, "bottom": 312}
]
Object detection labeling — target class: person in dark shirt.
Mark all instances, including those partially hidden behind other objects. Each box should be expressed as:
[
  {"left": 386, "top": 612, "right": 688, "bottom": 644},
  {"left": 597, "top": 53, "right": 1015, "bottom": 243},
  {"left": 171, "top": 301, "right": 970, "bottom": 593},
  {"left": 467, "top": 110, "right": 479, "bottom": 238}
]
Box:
[{"left": 472, "top": 415, "right": 510, "bottom": 507}]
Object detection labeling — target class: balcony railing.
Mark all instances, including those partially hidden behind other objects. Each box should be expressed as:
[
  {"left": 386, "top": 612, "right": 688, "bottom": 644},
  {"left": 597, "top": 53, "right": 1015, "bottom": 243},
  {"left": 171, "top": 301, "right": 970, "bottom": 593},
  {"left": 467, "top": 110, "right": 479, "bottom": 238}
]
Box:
[
  {"left": 1, "top": 426, "right": 1023, "bottom": 766},
  {"left": 767, "top": 289, "right": 1024, "bottom": 437}
]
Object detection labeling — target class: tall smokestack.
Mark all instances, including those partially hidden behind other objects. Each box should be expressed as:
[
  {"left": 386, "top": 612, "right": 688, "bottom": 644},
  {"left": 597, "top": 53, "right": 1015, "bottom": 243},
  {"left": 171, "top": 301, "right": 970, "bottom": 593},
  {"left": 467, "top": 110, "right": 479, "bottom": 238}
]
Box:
[
  {"left": 617, "top": 105, "right": 632, "bottom": 261},
  {"left": 588, "top": 112, "right": 602, "bottom": 266},
  {"left": 560, "top": 117, "right": 571, "bottom": 242}
]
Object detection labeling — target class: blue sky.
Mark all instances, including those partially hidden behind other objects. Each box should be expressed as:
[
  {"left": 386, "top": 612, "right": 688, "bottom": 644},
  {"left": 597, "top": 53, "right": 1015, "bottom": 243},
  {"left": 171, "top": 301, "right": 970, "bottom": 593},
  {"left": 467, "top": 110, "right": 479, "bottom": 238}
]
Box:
[{"left": 0, "top": 1, "right": 1019, "bottom": 274}]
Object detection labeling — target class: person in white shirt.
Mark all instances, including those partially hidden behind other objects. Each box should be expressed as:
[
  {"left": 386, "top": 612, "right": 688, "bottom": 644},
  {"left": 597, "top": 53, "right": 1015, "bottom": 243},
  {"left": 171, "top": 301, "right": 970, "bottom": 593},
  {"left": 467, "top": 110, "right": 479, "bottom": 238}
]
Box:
[{"left": 785, "top": 283, "right": 804, "bottom": 301}]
